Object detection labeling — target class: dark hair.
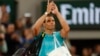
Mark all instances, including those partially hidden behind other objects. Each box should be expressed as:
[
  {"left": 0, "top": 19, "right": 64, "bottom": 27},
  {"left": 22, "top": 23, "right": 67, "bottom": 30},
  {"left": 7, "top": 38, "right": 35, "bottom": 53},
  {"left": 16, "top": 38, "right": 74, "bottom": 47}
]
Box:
[
  {"left": 43, "top": 13, "right": 53, "bottom": 23},
  {"left": 49, "top": 0, "right": 53, "bottom": 3}
]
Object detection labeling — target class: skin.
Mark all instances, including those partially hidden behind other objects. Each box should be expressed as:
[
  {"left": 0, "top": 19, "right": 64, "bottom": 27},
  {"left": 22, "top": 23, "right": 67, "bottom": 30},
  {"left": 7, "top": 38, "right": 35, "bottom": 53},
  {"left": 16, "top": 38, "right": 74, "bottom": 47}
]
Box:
[
  {"left": 32, "top": 0, "right": 70, "bottom": 38},
  {"left": 43, "top": 16, "right": 55, "bottom": 34}
]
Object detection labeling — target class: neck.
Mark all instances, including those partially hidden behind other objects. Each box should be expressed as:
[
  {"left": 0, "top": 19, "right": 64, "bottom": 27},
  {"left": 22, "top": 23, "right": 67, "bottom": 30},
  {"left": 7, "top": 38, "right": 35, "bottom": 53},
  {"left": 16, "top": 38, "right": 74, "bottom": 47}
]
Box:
[{"left": 44, "top": 29, "right": 54, "bottom": 34}]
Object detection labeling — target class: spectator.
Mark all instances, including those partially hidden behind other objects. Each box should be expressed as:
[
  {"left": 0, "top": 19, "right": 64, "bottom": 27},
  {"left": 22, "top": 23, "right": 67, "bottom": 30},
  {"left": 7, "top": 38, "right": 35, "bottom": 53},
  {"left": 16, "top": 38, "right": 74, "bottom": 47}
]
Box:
[
  {"left": 92, "top": 44, "right": 100, "bottom": 56},
  {"left": 0, "top": 24, "right": 8, "bottom": 55},
  {"left": 82, "top": 47, "right": 92, "bottom": 56},
  {"left": 1, "top": 13, "right": 9, "bottom": 27},
  {"left": 70, "top": 46, "right": 79, "bottom": 56},
  {"left": 24, "top": 13, "right": 32, "bottom": 27},
  {"left": 1, "top": 4, "right": 7, "bottom": 14},
  {"left": 20, "top": 27, "right": 33, "bottom": 48},
  {"left": 0, "top": 4, "right": 10, "bottom": 28},
  {"left": 5, "top": 24, "right": 20, "bottom": 56},
  {"left": 15, "top": 19, "right": 24, "bottom": 35}
]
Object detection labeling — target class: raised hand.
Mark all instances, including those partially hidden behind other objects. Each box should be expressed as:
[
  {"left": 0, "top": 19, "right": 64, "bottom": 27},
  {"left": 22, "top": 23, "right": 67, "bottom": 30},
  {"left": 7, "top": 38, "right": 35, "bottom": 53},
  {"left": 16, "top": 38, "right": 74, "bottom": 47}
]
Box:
[
  {"left": 51, "top": 2, "right": 59, "bottom": 15},
  {"left": 46, "top": 0, "right": 52, "bottom": 14}
]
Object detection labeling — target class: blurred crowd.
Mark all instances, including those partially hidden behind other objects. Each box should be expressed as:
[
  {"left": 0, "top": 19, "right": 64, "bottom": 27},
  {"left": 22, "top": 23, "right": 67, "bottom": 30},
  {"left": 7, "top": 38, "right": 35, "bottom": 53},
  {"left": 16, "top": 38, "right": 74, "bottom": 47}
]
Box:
[
  {"left": 69, "top": 44, "right": 100, "bottom": 56},
  {"left": 0, "top": 4, "right": 33, "bottom": 56},
  {"left": 0, "top": 4, "right": 100, "bottom": 56}
]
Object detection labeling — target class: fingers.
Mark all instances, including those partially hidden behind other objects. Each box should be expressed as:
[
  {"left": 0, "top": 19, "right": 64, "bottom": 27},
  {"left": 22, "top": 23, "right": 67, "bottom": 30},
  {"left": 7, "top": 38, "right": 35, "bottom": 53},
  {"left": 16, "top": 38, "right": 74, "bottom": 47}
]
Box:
[
  {"left": 46, "top": 0, "right": 58, "bottom": 13},
  {"left": 47, "top": 0, "right": 49, "bottom": 8},
  {"left": 50, "top": 2, "right": 56, "bottom": 10},
  {"left": 47, "top": 0, "right": 49, "bottom": 5},
  {"left": 47, "top": 0, "right": 52, "bottom": 13},
  {"left": 47, "top": 0, "right": 54, "bottom": 8},
  {"left": 51, "top": 2, "right": 56, "bottom": 7}
]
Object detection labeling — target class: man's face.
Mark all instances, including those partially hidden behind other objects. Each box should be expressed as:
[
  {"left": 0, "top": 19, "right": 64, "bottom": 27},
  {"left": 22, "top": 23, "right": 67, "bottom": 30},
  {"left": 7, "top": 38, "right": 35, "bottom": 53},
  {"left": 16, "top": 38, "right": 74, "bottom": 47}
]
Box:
[{"left": 43, "top": 16, "right": 55, "bottom": 30}]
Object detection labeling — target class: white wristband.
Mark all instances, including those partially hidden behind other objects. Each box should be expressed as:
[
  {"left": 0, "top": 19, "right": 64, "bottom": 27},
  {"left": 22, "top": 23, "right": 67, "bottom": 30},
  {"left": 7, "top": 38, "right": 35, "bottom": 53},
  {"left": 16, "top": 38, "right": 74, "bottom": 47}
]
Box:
[{"left": 44, "top": 12, "right": 48, "bottom": 15}]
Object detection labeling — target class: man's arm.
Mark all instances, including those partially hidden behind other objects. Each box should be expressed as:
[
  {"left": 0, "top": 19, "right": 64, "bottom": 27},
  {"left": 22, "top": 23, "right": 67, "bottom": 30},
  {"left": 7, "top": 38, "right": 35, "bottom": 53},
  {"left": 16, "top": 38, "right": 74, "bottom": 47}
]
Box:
[
  {"left": 52, "top": 2, "right": 70, "bottom": 38},
  {"left": 32, "top": 14, "right": 47, "bottom": 36},
  {"left": 57, "top": 12, "right": 70, "bottom": 38},
  {"left": 32, "top": 0, "right": 52, "bottom": 36}
]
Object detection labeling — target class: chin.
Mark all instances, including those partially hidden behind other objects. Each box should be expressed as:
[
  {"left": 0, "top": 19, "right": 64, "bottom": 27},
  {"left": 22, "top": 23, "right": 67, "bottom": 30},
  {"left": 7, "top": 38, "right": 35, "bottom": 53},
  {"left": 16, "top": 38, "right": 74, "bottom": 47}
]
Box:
[{"left": 49, "top": 28, "right": 55, "bottom": 30}]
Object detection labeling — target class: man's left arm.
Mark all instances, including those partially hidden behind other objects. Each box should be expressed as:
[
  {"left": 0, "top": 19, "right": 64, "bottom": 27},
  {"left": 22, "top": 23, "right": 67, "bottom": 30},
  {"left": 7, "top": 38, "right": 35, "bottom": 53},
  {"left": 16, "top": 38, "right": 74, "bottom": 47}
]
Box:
[
  {"left": 51, "top": 2, "right": 70, "bottom": 38},
  {"left": 57, "top": 12, "right": 70, "bottom": 38}
]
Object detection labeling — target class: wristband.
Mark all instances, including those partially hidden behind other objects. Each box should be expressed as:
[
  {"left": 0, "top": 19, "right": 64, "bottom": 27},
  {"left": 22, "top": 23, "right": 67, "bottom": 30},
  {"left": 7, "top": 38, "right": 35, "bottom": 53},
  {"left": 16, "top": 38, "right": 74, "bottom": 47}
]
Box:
[{"left": 44, "top": 12, "right": 49, "bottom": 15}]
